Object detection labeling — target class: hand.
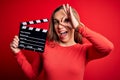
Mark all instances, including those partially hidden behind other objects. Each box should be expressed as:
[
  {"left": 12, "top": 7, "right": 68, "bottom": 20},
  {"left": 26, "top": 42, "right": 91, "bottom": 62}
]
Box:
[
  {"left": 10, "top": 35, "right": 20, "bottom": 54},
  {"left": 63, "top": 4, "right": 80, "bottom": 29}
]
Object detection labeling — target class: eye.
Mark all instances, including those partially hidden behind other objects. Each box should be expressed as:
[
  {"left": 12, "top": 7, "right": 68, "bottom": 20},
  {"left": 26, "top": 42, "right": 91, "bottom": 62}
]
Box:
[
  {"left": 53, "top": 19, "right": 59, "bottom": 25},
  {"left": 64, "top": 18, "right": 70, "bottom": 23}
]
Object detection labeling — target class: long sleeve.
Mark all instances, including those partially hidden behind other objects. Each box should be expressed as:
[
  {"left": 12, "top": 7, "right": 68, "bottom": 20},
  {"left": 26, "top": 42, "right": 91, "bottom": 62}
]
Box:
[
  {"left": 78, "top": 26, "right": 114, "bottom": 61},
  {"left": 15, "top": 51, "right": 41, "bottom": 80}
]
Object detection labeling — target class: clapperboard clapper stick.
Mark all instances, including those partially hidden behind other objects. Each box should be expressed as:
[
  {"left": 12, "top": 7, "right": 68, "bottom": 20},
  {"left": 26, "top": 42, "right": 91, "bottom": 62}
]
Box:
[{"left": 18, "top": 19, "right": 48, "bottom": 53}]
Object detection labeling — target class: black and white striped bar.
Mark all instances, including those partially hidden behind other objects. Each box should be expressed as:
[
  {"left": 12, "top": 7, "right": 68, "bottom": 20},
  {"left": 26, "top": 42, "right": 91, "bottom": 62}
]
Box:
[
  {"left": 18, "top": 18, "right": 48, "bottom": 53},
  {"left": 21, "top": 18, "right": 48, "bottom": 26}
]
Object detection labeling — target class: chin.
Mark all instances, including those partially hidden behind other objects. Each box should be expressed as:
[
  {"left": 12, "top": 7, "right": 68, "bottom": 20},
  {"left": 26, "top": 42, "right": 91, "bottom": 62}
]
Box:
[{"left": 60, "top": 38, "right": 70, "bottom": 43}]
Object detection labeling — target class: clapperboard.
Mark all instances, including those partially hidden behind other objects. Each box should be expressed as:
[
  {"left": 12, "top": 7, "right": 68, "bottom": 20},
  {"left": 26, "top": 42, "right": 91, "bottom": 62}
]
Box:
[{"left": 18, "top": 19, "right": 48, "bottom": 53}]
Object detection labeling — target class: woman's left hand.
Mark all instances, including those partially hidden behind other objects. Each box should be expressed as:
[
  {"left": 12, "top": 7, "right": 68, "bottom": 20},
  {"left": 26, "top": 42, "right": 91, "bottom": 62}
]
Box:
[{"left": 63, "top": 4, "right": 79, "bottom": 29}]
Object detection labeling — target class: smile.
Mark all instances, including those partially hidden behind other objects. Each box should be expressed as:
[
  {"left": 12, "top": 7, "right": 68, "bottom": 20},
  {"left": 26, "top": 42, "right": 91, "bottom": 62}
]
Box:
[{"left": 59, "top": 31, "right": 68, "bottom": 39}]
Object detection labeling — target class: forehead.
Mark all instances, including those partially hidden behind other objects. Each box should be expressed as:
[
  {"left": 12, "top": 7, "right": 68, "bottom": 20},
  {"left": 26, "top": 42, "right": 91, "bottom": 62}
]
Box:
[{"left": 53, "top": 9, "right": 67, "bottom": 20}]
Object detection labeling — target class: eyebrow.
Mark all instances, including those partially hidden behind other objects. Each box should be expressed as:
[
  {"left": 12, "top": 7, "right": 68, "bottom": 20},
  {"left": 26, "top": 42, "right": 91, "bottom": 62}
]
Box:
[
  {"left": 53, "top": 16, "right": 66, "bottom": 22},
  {"left": 53, "top": 19, "right": 58, "bottom": 21}
]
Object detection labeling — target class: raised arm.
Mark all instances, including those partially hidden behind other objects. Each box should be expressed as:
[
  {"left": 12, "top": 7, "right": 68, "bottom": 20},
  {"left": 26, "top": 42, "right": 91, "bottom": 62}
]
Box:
[
  {"left": 62, "top": 4, "right": 114, "bottom": 61},
  {"left": 77, "top": 26, "right": 114, "bottom": 61}
]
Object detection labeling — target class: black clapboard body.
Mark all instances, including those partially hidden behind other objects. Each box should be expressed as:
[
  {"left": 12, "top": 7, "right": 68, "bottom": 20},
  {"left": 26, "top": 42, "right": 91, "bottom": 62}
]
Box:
[{"left": 18, "top": 19, "right": 48, "bottom": 53}]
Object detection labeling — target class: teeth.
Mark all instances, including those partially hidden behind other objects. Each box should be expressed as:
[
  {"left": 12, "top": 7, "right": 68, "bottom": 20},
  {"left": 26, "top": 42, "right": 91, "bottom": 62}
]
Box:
[{"left": 60, "top": 31, "right": 67, "bottom": 34}]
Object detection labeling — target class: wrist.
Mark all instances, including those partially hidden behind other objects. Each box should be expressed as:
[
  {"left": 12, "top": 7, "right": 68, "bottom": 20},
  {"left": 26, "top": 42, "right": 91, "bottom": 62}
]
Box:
[
  {"left": 75, "top": 24, "right": 83, "bottom": 31},
  {"left": 75, "top": 26, "right": 80, "bottom": 32},
  {"left": 13, "top": 49, "right": 21, "bottom": 54}
]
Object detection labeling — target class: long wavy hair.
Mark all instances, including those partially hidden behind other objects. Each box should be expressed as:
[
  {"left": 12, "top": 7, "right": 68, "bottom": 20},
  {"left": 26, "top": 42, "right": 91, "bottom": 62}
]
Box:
[{"left": 47, "top": 5, "right": 83, "bottom": 44}]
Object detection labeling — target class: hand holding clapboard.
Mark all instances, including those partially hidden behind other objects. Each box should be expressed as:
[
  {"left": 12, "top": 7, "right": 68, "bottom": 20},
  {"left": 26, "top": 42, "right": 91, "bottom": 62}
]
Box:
[{"left": 18, "top": 19, "right": 48, "bottom": 53}]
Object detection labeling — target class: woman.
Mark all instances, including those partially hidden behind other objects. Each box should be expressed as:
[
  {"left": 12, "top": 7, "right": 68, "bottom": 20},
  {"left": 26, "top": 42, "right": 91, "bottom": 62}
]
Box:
[{"left": 10, "top": 4, "right": 114, "bottom": 80}]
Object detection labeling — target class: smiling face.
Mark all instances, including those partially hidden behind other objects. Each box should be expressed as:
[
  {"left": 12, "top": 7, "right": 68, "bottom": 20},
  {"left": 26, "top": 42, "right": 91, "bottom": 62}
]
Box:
[
  {"left": 47, "top": 5, "right": 82, "bottom": 46},
  {"left": 53, "top": 9, "right": 75, "bottom": 44}
]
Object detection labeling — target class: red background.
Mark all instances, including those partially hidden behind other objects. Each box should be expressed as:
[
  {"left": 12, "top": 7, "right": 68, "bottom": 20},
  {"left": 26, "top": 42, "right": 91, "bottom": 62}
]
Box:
[{"left": 0, "top": 0, "right": 120, "bottom": 80}]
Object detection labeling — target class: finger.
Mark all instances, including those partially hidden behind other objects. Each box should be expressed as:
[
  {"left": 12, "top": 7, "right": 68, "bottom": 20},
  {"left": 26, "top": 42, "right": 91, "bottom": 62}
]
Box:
[
  {"left": 13, "top": 40, "right": 19, "bottom": 46},
  {"left": 10, "top": 44, "right": 16, "bottom": 51},
  {"left": 14, "top": 35, "right": 19, "bottom": 41},
  {"left": 12, "top": 37, "right": 19, "bottom": 47},
  {"left": 11, "top": 40, "right": 19, "bottom": 48},
  {"left": 13, "top": 36, "right": 19, "bottom": 43},
  {"left": 63, "top": 4, "right": 67, "bottom": 13},
  {"left": 13, "top": 40, "right": 19, "bottom": 47},
  {"left": 10, "top": 35, "right": 19, "bottom": 48},
  {"left": 69, "top": 6, "right": 72, "bottom": 13},
  {"left": 13, "top": 38, "right": 19, "bottom": 43},
  {"left": 66, "top": 3, "right": 70, "bottom": 13},
  {"left": 12, "top": 43, "right": 17, "bottom": 48},
  {"left": 10, "top": 42, "right": 17, "bottom": 49},
  {"left": 69, "top": 6, "right": 74, "bottom": 17},
  {"left": 61, "top": 15, "right": 67, "bottom": 22}
]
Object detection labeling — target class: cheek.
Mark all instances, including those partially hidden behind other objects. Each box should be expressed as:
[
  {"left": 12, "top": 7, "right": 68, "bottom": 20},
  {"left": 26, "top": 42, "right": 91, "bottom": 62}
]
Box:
[
  {"left": 66, "top": 23, "right": 72, "bottom": 29},
  {"left": 54, "top": 26, "right": 58, "bottom": 33},
  {"left": 68, "top": 30, "right": 74, "bottom": 37}
]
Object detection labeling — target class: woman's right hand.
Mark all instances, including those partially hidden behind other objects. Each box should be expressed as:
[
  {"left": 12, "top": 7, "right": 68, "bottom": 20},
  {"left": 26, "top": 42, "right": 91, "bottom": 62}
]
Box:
[{"left": 10, "top": 35, "right": 20, "bottom": 54}]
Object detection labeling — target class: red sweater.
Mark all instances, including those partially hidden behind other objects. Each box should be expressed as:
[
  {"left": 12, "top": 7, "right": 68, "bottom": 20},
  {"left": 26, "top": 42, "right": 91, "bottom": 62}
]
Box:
[{"left": 15, "top": 26, "right": 114, "bottom": 80}]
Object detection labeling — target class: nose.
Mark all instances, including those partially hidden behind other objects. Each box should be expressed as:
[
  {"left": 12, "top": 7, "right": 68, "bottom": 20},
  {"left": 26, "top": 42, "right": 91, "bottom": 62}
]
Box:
[
  {"left": 58, "top": 23, "right": 64, "bottom": 29},
  {"left": 58, "top": 22, "right": 66, "bottom": 29}
]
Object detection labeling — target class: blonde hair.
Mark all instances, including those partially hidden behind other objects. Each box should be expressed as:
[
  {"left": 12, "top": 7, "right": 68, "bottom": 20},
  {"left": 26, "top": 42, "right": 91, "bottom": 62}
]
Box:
[{"left": 47, "top": 5, "right": 82, "bottom": 44}]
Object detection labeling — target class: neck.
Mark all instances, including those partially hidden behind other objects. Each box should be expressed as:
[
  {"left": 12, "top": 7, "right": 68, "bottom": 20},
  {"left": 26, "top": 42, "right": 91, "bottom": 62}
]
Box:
[{"left": 58, "top": 40, "right": 76, "bottom": 47}]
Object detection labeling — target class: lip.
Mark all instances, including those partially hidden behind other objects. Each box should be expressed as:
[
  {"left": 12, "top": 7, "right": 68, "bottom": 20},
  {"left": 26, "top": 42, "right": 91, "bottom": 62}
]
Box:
[
  {"left": 58, "top": 30, "right": 67, "bottom": 33},
  {"left": 59, "top": 31, "right": 68, "bottom": 39}
]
